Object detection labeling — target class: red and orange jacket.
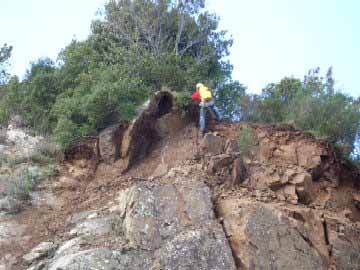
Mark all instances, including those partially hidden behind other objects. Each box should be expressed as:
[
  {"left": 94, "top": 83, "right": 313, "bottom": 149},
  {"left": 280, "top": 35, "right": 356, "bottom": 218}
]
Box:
[
  {"left": 191, "top": 90, "right": 200, "bottom": 101},
  {"left": 191, "top": 86, "right": 213, "bottom": 102}
]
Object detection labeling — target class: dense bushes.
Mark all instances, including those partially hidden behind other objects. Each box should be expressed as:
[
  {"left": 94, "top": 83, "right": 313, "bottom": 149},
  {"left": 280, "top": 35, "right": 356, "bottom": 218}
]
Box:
[
  {"left": 241, "top": 68, "right": 360, "bottom": 158},
  {"left": 0, "top": 0, "right": 238, "bottom": 149},
  {"left": 0, "top": 2, "right": 358, "bottom": 160}
]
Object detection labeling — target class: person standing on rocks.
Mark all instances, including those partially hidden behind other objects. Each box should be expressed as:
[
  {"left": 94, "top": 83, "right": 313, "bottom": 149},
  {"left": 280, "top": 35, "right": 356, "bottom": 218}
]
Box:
[{"left": 191, "top": 83, "right": 221, "bottom": 136}]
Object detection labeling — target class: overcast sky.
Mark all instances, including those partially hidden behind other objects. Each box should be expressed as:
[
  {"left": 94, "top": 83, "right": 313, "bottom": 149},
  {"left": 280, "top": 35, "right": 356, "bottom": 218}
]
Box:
[{"left": 1, "top": 0, "right": 359, "bottom": 97}]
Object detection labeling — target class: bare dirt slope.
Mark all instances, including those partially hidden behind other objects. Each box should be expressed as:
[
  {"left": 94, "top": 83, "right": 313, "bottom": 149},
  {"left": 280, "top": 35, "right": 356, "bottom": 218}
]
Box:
[{"left": 0, "top": 120, "right": 201, "bottom": 269}]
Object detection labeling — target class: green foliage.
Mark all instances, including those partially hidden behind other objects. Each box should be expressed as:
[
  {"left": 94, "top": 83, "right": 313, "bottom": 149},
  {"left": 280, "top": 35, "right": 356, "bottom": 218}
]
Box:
[
  {"left": 175, "top": 91, "right": 192, "bottom": 118},
  {"left": 243, "top": 67, "right": 360, "bottom": 158},
  {"left": 0, "top": 44, "right": 12, "bottom": 84},
  {"left": 0, "top": 76, "right": 22, "bottom": 123},
  {"left": 258, "top": 77, "right": 303, "bottom": 123},
  {"left": 3, "top": 152, "right": 52, "bottom": 168},
  {"left": 214, "top": 81, "right": 247, "bottom": 120},
  {"left": 21, "top": 58, "right": 59, "bottom": 132},
  {"left": 0, "top": 0, "right": 238, "bottom": 150},
  {"left": 0, "top": 166, "right": 51, "bottom": 201},
  {"left": 238, "top": 127, "right": 258, "bottom": 157},
  {"left": 51, "top": 65, "right": 149, "bottom": 149},
  {"left": 287, "top": 92, "right": 359, "bottom": 156}
]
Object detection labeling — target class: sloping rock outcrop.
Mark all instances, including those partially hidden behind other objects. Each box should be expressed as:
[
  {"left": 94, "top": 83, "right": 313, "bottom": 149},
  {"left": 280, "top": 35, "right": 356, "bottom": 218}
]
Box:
[
  {"left": 199, "top": 123, "right": 360, "bottom": 270},
  {"left": 3, "top": 92, "right": 360, "bottom": 270},
  {"left": 119, "top": 91, "right": 186, "bottom": 172},
  {"left": 26, "top": 181, "right": 236, "bottom": 270},
  {"left": 63, "top": 91, "right": 187, "bottom": 173},
  {"left": 217, "top": 198, "right": 360, "bottom": 270}
]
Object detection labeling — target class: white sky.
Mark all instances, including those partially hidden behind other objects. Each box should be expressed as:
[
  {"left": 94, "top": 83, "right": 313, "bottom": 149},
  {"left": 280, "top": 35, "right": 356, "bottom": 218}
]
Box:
[{"left": 1, "top": 0, "right": 359, "bottom": 97}]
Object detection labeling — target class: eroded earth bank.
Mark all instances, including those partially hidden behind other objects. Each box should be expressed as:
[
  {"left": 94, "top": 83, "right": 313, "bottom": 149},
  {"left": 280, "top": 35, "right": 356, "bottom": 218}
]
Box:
[{"left": 1, "top": 92, "right": 360, "bottom": 270}]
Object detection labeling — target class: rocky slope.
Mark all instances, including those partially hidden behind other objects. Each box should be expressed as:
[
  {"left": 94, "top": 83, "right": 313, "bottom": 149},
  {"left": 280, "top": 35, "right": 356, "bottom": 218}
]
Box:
[{"left": 1, "top": 91, "right": 360, "bottom": 270}]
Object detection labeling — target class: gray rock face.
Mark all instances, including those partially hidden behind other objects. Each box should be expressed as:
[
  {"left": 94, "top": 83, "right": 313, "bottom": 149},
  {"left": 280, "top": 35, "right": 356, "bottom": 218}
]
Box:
[
  {"left": 49, "top": 248, "right": 154, "bottom": 270},
  {"left": 54, "top": 237, "right": 84, "bottom": 259},
  {"left": 244, "top": 206, "right": 324, "bottom": 270},
  {"left": 156, "top": 226, "right": 236, "bottom": 270},
  {"left": 118, "top": 182, "right": 215, "bottom": 250},
  {"left": 49, "top": 248, "right": 119, "bottom": 270},
  {"left": 40, "top": 182, "right": 236, "bottom": 270},
  {"left": 217, "top": 199, "right": 326, "bottom": 270},
  {"left": 217, "top": 197, "right": 360, "bottom": 270},
  {"left": 331, "top": 236, "right": 360, "bottom": 270},
  {"left": 326, "top": 216, "right": 360, "bottom": 270},
  {"left": 69, "top": 216, "right": 117, "bottom": 237},
  {"left": 23, "top": 241, "right": 57, "bottom": 263}
]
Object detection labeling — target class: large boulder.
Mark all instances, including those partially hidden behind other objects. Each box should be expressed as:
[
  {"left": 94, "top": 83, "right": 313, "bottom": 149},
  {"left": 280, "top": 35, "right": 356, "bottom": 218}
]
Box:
[
  {"left": 48, "top": 248, "right": 121, "bottom": 270},
  {"left": 23, "top": 241, "right": 57, "bottom": 264},
  {"left": 69, "top": 215, "right": 118, "bottom": 237},
  {"left": 39, "top": 181, "right": 236, "bottom": 270},
  {"left": 217, "top": 196, "right": 360, "bottom": 270},
  {"left": 217, "top": 198, "right": 327, "bottom": 269},
  {"left": 116, "top": 182, "right": 215, "bottom": 250},
  {"left": 155, "top": 226, "right": 236, "bottom": 270},
  {"left": 325, "top": 215, "right": 360, "bottom": 270}
]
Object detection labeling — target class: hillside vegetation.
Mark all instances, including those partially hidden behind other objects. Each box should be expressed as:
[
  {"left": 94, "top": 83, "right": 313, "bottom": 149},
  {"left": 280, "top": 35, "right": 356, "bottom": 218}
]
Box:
[{"left": 0, "top": 0, "right": 359, "bottom": 161}]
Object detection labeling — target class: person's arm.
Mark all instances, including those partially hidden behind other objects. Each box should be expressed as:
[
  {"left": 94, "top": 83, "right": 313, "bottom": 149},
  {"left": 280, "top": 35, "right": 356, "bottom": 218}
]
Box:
[{"left": 191, "top": 90, "right": 200, "bottom": 100}]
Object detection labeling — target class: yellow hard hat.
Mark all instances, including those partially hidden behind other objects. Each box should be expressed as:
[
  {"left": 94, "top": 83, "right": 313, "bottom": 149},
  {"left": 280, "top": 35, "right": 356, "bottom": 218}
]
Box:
[{"left": 196, "top": 83, "right": 204, "bottom": 89}]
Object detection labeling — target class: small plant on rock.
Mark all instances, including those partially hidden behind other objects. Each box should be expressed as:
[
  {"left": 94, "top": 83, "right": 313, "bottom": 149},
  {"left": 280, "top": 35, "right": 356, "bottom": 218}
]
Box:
[{"left": 175, "top": 91, "right": 192, "bottom": 118}]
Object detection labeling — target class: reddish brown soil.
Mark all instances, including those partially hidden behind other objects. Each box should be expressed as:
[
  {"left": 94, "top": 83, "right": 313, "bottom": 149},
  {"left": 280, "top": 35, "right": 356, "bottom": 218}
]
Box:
[
  {"left": 2, "top": 120, "right": 359, "bottom": 269},
  {"left": 0, "top": 123, "right": 203, "bottom": 269}
]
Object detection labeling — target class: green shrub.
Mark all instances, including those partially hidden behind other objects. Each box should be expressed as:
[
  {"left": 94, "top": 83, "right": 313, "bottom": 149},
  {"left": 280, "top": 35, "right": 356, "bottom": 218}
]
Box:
[
  {"left": 0, "top": 0, "right": 239, "bottom": 149},
  {"left": 0, "top": 165, "right": 57, "bottom": 201},
  {"left": 175, "top": 91, "right": 192, "bottom": 118},
  {"left": 2, "top": 140, "right": 57, "bottom": 167},
  {"left": 6, "top": 155, "right": 28, "bottom": 167},
  {"left": 28, "top": 152, "right": 52, "bottom": 165},
  {"left": 248, "top": 68, "right": 360, "bottom": 159},
  {"left": 1, "top": 167, "right": 40, "bottom": 200}
]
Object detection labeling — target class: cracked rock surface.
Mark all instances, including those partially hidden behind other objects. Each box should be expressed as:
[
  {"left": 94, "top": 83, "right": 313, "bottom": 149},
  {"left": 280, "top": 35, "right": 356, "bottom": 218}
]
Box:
[{"left": 31, "top": 182, "right": 236, "bottom": 270}]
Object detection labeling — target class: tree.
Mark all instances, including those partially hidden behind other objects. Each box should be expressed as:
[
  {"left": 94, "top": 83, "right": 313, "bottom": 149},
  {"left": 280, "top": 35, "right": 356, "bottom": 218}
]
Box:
[
  {"left": 91, "top": 0, "right": 234, "bottom": 91},
  {"left": 0, "top": 44, "right": 13, "bottom": 84},
  {"left": 257, "top": 77, "right": 302, "bottom": 123},
  {"left": 249, "top": 67, "right": 360, "bottom": 158},
  {"left": 20, "top": 58, "right": 59, "bottom": 132},
  {"left": 325, "top": 67, "right": 334, "bottom": 96},
  {"left": 214, "top": 81, "right": 246, "bottom": 120},
  {"left": 0, "top": 0, "right": 242, "bottom": 149}
]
